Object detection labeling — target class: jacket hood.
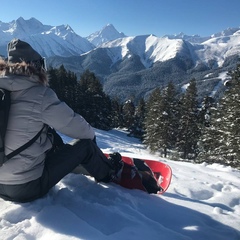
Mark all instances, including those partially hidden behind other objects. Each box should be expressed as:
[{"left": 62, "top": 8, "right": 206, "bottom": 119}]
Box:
[{"left": 0, "top": 75, "right": 41, "bottom": 91}]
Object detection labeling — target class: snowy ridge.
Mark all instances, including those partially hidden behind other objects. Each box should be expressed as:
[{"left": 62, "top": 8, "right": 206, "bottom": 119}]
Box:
[
  {"left": 101, "top": 35, "right": 189, "bottom": 68},
  {"left": 0, "top": 17, "right": 94, "bottom": 57},
  {"left": 0, "top": 17, "right": 240, "bottom": 69},
  {"left": 0, "top": 128, "right": 239, "bottom": 240},
  {"left": 86, "top": 27, "right": 240, "bottom": 69},
  {"left": 164, "top": 32, "right": 210, "bottom": 43},
  {"left": 164, "top": 27, "right": 240, "bottom": 43},
  {"left": 211, "top": 27, "right": 240, "bottom": 38},
  {"left": 86, "top": 23, "right": 126, "bottom": 47},
  {"left": 195, "top": 33, "right": 240, "bottom": 67}
]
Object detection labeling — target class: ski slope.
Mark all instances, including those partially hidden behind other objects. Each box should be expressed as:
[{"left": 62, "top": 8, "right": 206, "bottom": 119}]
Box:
[{"left": 0, "top": 129, "right": 239, "bottom": 240}]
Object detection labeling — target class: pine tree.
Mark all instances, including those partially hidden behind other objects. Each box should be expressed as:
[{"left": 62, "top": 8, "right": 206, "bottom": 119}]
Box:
[
  {"left": 143, "top": 88, "right": 163, "bottom": 152},
  {"left": 198, "top": 64, "right": 240, "bottom": 168},
  {"left": 76, "top": 70, "right": 112, "bottom": 130},
  {"left": 56, "top": 65, "right": 68, "bottom": 101},
  {"left": 176, "top": 79, "right": 200, "bottom": 159},
  {"left": 197, "top": 104, "right": 225, "bottom": 164},
  {"left": 48, "top": 65, "right": 77, "bottom": 109},
  {"left": 159, "top": 83, "right": 179, "bottom": 157},
  {"left": 122, "top": 99, "right": 135, "bottom": 129},
  {"left": 65, "top": 70, "right": 78, "bottom": 109},
  {"left": 162, "top": 82, "right": 180, "bottom": 152},
  {"left": 110, "top": 97, "right": 123, "bottom": 128},
  {"left": 198, "top": 96, "right": 214, "bottom": 128},
  {"left": 48, "top": 67, "right": 58, "bottom": 92},
  {"left": 129, "top": 97, "right": 146, "bottom": 139}
]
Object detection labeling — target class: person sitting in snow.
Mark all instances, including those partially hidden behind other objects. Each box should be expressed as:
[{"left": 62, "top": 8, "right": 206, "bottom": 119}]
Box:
[
  {"left": 0, "top": 39, "right": 125, "bottom": 202},
  {"left": 0, "top": 39, "right": 160, "bottom": 202}
]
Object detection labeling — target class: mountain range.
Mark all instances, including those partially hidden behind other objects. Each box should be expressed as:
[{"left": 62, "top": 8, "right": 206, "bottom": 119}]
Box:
[{"left": 0, "top": 17, "right": 239, "bottom": 102}]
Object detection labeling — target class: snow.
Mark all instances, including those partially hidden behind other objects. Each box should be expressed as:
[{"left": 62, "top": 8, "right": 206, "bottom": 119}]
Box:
[
  {"left": 101, "top": 35, "right": 184, "bottom": 68},
  {"left": 0, "top": 128, "right": 239, "bottom": 240},
  {"left": 0, "top": 17, "right": 94, "bottom": 58},
  {"left": 195, "top": 33, "right": 240, "bottom": 67},
  {"left": 86, "top": 24, "right": 126, "bottom": 47},
  {"left": 207, "top": 71, "right": 231, "bottom": 98},
  {"left": 145, "top": 36, "right": 183, "bottom": 66},
  {"left": 1, "top": 18, "right": 240, "bottom": 69}
]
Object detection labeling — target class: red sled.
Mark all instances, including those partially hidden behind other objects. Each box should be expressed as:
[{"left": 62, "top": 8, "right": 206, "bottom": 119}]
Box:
[{"left": 104, "top": 154, "right": 172, "bottom": 195}]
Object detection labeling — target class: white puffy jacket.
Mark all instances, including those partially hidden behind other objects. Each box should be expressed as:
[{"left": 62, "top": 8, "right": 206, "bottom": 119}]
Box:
[{"left": 0, "top": 74, "right": 95, "bottom": 184}]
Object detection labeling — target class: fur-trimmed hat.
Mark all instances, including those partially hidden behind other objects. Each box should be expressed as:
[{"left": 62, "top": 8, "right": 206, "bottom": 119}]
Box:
[{"left": 7, "top": 39, "right": 46, "bottom": 71}]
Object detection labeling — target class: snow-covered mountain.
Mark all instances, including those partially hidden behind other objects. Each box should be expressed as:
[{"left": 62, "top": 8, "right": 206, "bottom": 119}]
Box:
[
  {"left": 98, "top": 29, "right": 240, "bottom": 69},
  {"left": 99, "top": 35, "right": 193, "bottom": 68},
  {"left": 195, "top": 32, "right": 240, "bottom": 67},
  {"left": 0, "top": 17, "right": 94, "bottom": 57},
  {"left": 163, "top": 32, "right": 210, "bottom": 43},
  {"left": 211, "top": 27, "right": 240, "bottom": 38},
  {"left": 0, "top": 17, "right": 239, "bottom": 69},
  {"left": 1, "top": 17, "right": 240, "bottom": 101},
  {"left": 163, "top": 27, "right": 240, "bottom": 43},
  {"left": 48, "top": 24, "right": 240, "bottom": 101},
  {"left": 86, "top": 23, "right": 126, "bottom": 47}
]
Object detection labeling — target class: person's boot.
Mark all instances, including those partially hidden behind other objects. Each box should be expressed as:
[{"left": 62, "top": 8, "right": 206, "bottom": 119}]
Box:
[{"left": 109, "top": 152, "right": 123, "bottom": 171}]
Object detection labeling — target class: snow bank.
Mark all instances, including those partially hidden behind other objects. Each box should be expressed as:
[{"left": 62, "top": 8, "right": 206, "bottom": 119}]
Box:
[{"left": 0, "top": 129, "right": 239, "bottom": 240}]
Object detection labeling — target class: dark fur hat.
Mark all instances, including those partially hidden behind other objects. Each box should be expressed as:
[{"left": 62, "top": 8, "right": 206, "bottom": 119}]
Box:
[{"left": 7, "top": 39, "right": 46, "bottom": 71}]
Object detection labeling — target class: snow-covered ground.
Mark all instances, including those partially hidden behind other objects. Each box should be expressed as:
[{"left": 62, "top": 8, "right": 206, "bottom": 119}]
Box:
[{"left": 0, "top": 129, "right": 239, "bottom": 240}]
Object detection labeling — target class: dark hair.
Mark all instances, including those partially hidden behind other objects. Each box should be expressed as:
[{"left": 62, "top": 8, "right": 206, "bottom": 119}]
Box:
[{"left": 0, "top": 59, "right": 48, "bottom": 85}]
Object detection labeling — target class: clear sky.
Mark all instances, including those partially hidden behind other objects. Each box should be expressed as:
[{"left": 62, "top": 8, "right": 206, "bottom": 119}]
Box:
[{"left": 0, "top": 0, "right": 239, "bottom": 37}]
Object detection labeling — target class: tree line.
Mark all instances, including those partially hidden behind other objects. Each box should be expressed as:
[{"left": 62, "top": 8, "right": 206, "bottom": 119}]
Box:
[{"left": 48, "top": 64, "right": 240, "bottom": 168}]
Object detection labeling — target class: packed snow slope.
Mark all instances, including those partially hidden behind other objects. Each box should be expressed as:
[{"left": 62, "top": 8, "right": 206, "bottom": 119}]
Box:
[{"left": 0, "top": 129, "right": 239, "bottom": 240}]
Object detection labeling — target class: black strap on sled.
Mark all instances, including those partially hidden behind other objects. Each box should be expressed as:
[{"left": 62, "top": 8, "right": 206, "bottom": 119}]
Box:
[
  {"left": 6, "top": 125, "right": 46, "bottom": 160},
  {"left": 133, "top": 158, "right": 163, "bottom": 193}
]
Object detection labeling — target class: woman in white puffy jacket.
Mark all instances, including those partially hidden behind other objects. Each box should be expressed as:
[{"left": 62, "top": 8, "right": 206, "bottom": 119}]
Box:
[{"left": 0, "top": 39, "right": 118, "bottom": 202}]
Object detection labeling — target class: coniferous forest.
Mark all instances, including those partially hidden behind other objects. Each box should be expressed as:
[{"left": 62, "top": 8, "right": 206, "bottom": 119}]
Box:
[{"left": 48, "top": 64, "right": 240, "bottom": 169}]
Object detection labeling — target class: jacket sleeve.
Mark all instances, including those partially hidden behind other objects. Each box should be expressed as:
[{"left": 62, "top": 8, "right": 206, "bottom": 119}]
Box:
[{"left": 41, "top": 87, "right": 95, "bottom": 140}]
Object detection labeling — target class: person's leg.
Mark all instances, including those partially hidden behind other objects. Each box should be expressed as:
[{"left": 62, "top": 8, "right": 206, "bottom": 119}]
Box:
[
  {"left": 0, "top": 140, "right": 113, "bottom": 202},
  {"left": 40, "top": 139, "right": 113, "bottom": 197}
]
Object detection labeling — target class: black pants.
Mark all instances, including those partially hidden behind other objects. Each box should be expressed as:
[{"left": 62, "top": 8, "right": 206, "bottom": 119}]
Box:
[{"left": 0, "top": 140, "right": 112, "bottom": 203}]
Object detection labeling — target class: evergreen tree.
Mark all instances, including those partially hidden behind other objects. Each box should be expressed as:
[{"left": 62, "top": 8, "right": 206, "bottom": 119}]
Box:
[
  {"left": 110, "top": 97, "right": 123, "bottom": 128},
  {"left": 198, "top": 64, "right": 240, "bottom": 168},
  {"left": 65, "top": 70, "right": 78, "bottom": 109},
  {"left": 122, "top": 99, "right": 135, "bottom": 129},
  {"left": 49, "top": 67, "right": 114, "bottom": 130},
  {"left": 143, "top": 88, "right": 163, "bottom": 152},
  {"left": 76, "top": 70, "right": 112, "bottom": 130},
  {"left": 197, "top": 105, "right": 224, "bottom": 164},
  {"left": 198, "top": 96, "right": 214, "bottom": 128},
  {"left": 144, "top": 83, "right": 180, "bottom": 157},
  {"left": 176, "top": 79, "right": 200, "bottom": 159},
  {"left": 48, "top": 65, "right": 77, "bottom": 109},
  {"left": 161, "top": 82, "right": 180, "bottom": 152},
  {"left": 48, "top": 67, "right": 58, "bottom": 92},
  {"left": 55, "top": 65, "right": 68, "bottom": 101},
  {"left": 129, "top": 97, "right": 146, "bottom": 139}
]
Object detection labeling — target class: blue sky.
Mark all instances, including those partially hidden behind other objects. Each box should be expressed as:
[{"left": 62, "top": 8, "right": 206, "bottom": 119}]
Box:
[{"left": 0, "top": 0, "right": 239, "bottom": 37}]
